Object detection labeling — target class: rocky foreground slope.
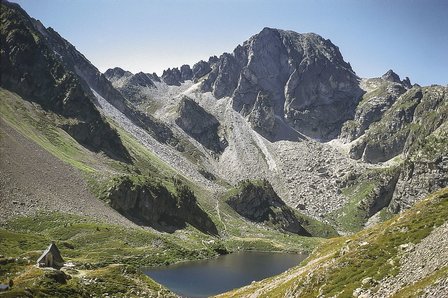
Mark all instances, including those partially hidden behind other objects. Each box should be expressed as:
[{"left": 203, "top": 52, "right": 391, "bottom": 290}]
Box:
[{"left": 217, "top": 188, "right": 448, "bottom": 297}]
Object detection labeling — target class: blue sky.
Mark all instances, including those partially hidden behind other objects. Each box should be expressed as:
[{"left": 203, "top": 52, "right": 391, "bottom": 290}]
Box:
[{"left": 11, "top": 0, "right": 448, "bottom": 85}]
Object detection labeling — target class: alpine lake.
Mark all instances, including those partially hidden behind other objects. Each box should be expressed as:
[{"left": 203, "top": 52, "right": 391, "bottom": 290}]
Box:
[{"left": 144, "top": 251, "right": 307, "bottom": 297}]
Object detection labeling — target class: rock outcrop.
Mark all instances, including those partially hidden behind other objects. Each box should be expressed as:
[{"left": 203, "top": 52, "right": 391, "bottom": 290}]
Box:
[
  {"left": 104, "top": 68, "right": 156, "bottom": 103},
  {"left": 382, "top": 69, "right": 412, "bottom": 88},
  {"left": 162, "top": 68, "right": 183, "bottom": 86},
  {"left": 105, "top": 176, "right": 218, "bottom": 235},
  {"left": 175, "top": 97, "right": 227, "bottom": 153},
  {"left": 227, "top": 180, "right": 311, "bottom": 236},
  {"left": 349, "top": 86, "right": 446, "bottom": 163},
  {"left": 180, "top": 64, "right": 193, "bottom": 81},
  {"left": 348, "top": 85, "right": 448, "bottom": 214},
  {"left": 192, "top": 60, "right": 212, "bottom": 81},
  {"left": 160, "top": 64, "right": 196, "bottom": 86},
  {"left": 340, "top": 74, "right": 409, "bottom": 142}
]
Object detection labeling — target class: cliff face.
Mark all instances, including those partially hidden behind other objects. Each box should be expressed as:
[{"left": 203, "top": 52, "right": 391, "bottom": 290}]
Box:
[
  {"left": 340, "top": 74, "right": 409, "bottom": 142},
  {"left": 105, "top": 176, "right": 218, "bottom": 235},
  {"left": 175, "top": 97, "right": 227, "bottom": 154},
  {"left": 0, "top": 1, "right": 131, "bottom": 162},
  {"left": 227, "top": 180, "right": 311, "bottom": 236}
]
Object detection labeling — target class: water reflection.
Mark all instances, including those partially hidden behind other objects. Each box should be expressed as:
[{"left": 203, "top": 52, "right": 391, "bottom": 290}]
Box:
[{"left": 144, "top": 251, "right": 307, "bottom": 297}]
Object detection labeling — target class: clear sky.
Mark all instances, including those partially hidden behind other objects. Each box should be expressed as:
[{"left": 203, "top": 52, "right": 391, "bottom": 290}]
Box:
[{"left": 11, "top": 0, "right": 448, "bottom": 86}]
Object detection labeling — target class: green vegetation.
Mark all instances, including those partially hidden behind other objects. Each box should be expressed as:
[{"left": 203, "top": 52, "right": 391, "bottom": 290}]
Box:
[
  {"left": 328, "top": 181, "right": 376, "bottom": 232},
  {"left": 1, "top": 213, "right": 216, "bottom": 267},
  {"left": 0, "top": 89, "right": 329, "bottom": 296},
  {"left": 358, "top": 85, "right": 447, "bottom": 163},
  {"left": 218, "top": 188, "right": 448, "bottom": 297},
  {"left": 0, "top": 212, "right": 219, "bottom": 297},
  {"left": 301, "top": 188, "right": 447, "bottom": 297},
  {"left": 327, "top": 166, "right": 400, "bottom": 233},
  {"left": 0, "top": 89, "right": 99, "bottom": 174}
]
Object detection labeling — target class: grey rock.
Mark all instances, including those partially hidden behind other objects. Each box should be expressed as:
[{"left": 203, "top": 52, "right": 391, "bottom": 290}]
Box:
[
  {"left": 146, "top": 72, "right": 161, "bottom": 82},
  {"left": 402, "top": 76, "right": 412, "bottom": 88},
  {"left": 180, "top": 64, "right": 193, "bottom": 81},
  {"left": 227, "top": 180, "right": 311, "bottom": 236},
  {"left": 196, "top": 27, "right": 362, "bottom": 141},
  {"left": 340, "top": 79, "right": 407, "bottom": 141},
  {"left": 162, "top": 67, "right": 182, "bottom": 86},
  {"left": 192, "top": 60, "right": 212, "bottom": 81},
  {"left": 208, "top": 55, "right": 219, "bottom": 65},
  {"left": 211, "top": 53, "right": 241, "bottom": 98},
  {"left": 129, "top": 72, "right": 155, "bottom": 88},
  {"left": 104, "top": 67, "right": 180, "bottom": 146},
  {"left": 247, "top": 91, "right": 276, "bottom": 136},
  {"left": 381, "top": 69, "right": 401, "bottom": 83},
  {"left": 349, "top": 87, "right": 424, "bottom": 163},
  {"left": 106, "top": 176, "right": 218, "bottom": 235},
  {"left": 175, "top": 97, "right": 227, "bottom": 153},
  {"left": 346, "top": 85, "right": 447, "bottom": 214},
  {"left": 104, "top": 67, "right": 133, "bottom": 81}
]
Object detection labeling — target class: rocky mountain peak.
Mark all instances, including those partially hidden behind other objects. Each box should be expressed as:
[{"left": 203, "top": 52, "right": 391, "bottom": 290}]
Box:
[
  {"left": 195, "top": 27, "right": 362, "bottom": 140},
  {"left": 381, "top": 69, "right": 412, "bottom": 88},
  {"left": 382, "top": 69, "right": 401, "bottom": 83},
  {"left": 129, "top": 72, "right": 155, "bottom": 88},
  {"left": 105, "top": 27, "right": 362, "bottom": 141},
  {"left": 104, "top": 67, "right": 133, "bottom": 80},
  {"left": 180, "top": 64, "right": 193, "bottom": 81}
]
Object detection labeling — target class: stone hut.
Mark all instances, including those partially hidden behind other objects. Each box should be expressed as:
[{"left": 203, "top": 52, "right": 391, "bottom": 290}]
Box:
[{"left": 37, "top": 242, "right": 64, "bottom": 269}]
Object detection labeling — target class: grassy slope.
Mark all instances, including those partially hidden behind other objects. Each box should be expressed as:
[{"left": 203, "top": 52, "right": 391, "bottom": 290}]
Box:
[
  {"left": 324, "top": 164, "right": 402, "bottom": 233},
  {"left": 217, "top": 187, "right": 448, "bottom": 297},
  {"left": 0, "top": 212, "right": 210, "bottom": 297}
]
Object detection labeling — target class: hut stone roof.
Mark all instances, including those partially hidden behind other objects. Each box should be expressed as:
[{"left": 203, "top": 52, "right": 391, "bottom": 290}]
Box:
[{"left": 37, "top": 242, "right": 64, "bottom": 268}]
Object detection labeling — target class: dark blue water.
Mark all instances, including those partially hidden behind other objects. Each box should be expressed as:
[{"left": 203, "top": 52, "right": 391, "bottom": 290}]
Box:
[{"left": 144, "top": 251, "right": 307, "bottom": 297}]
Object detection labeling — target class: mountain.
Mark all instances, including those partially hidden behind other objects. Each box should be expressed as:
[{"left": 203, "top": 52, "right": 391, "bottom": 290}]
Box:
[
  {"left": 1, "top": 1, "right": 447, "bottom": 296},
  {"left": 107, "top": 28, "right": 362, "bottom": 141},
  {"left": 344, "top": 73, "right": 447, "bottom": 213},
  {"left": 30, "top": 14, "right": 183, "bottom": 148},
  {"left": 0, "top": 1, "right": 130, "bottom": 162},
  {"left": 105, "top": 31, "right": 447, "bottom": 231}
]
